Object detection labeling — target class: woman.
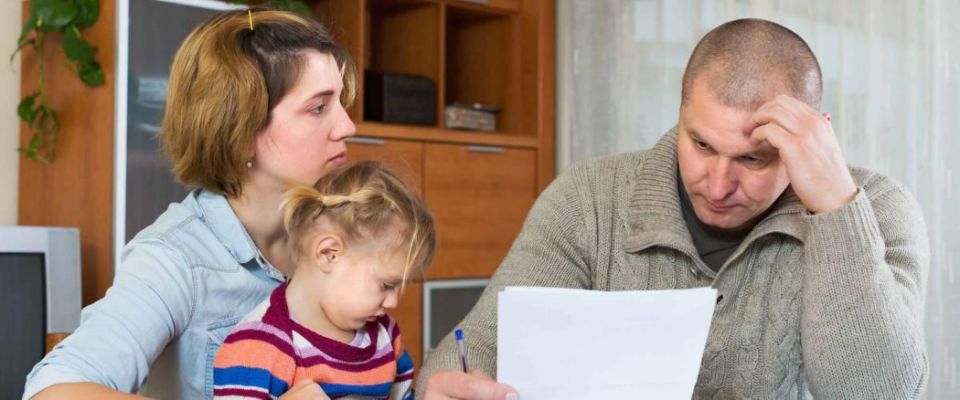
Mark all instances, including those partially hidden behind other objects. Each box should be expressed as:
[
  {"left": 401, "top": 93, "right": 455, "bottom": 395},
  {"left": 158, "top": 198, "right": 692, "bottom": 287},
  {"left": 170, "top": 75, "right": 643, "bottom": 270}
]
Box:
[{"left": 24, "top": 9, "right": 355, "bottom": 399}]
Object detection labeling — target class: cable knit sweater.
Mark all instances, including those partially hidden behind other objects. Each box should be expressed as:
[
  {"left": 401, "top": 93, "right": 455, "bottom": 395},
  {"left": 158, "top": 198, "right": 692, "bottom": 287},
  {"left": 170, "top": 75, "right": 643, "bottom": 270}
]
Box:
[{"left": 416, "top": 129, "right": 929, "bottom": 399}]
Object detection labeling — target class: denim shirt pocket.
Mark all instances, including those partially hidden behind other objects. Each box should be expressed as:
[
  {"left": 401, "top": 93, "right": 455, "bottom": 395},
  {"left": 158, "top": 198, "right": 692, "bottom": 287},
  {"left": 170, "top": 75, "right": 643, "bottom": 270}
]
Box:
[{"left": 205, "top": 315, "right": 243, "bottom": 398}]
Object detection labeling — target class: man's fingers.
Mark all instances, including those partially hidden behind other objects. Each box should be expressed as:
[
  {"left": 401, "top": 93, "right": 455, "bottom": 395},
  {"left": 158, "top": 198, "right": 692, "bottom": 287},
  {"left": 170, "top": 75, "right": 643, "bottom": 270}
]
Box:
[
  {"left": 427, "top": 370, "right": 518, "bottom": 400},
  {"left": 748, "top": 101, "right": 804, "bottom": 138},
  {"left": 746, "top": 94, "right": 826, "bottom": 140},
  {"left": 749, "top": 122, "right": 795, "bottom": 152},
  {"left": 462, "top": 377, "right": 517, "bottom": 400},
  {"left": 469, "top": 369, "right": 493, "bottom": 379}
]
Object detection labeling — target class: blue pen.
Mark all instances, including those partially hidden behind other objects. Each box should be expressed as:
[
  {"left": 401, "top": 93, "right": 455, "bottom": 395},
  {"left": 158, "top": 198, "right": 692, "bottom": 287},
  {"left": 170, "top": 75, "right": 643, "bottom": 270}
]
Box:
[{"left": 455, "top": 329, "right": 469, "bottom": 373}]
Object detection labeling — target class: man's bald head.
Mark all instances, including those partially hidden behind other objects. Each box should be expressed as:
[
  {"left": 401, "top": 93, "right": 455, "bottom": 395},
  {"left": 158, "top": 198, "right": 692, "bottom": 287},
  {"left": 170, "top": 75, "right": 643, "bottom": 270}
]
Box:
[{"left": 681, "top": 18, "right": 822, "bottom": 111}]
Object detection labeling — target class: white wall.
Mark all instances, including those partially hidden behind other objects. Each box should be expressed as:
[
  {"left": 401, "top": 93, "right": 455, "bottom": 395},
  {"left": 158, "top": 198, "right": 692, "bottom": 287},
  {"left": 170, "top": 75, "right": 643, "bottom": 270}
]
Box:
[{"left": 0, "top": 1, "right": 21, "bottom": 225}]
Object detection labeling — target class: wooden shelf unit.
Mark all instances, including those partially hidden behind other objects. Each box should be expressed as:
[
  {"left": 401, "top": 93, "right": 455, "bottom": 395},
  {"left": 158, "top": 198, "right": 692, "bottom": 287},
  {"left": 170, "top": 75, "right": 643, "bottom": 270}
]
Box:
[{"left": 313, "top": 0, "right": 554, "bottom": 369}]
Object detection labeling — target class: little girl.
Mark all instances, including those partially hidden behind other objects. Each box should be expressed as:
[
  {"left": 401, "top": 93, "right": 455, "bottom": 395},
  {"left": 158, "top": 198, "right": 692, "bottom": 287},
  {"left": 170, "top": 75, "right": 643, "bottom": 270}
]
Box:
[{"left": 212, "top": 161, "right": 436, "bottom": 400}]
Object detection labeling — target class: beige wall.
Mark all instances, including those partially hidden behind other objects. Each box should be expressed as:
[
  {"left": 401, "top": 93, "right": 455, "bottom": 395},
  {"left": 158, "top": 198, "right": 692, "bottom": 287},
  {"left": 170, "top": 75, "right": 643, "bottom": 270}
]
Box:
[{"left": 0, "top": 2, "right": 21, "bottom": 225}]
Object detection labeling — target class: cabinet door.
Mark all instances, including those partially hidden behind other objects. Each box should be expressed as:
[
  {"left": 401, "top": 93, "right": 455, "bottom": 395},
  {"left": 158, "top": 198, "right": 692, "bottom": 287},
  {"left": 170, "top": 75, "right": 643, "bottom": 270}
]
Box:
[
  {"left": 345, "top": 137, "right": 424, "bottom": 196},
  {"left": 424, "top": 144, "right": 536, "bottom": 279}
]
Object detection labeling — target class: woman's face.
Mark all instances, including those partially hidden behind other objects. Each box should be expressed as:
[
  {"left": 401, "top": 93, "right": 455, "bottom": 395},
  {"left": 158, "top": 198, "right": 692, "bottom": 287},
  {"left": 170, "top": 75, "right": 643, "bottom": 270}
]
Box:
[{"left": 252, "top": 51, "right": 355, "bottom": 188}]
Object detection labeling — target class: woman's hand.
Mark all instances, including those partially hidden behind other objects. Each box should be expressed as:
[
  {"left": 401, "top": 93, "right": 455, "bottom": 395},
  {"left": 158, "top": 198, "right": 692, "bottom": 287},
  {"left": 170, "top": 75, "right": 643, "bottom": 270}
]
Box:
[{"left": 279, "top": 378, "right": 330, "bottom": 400}]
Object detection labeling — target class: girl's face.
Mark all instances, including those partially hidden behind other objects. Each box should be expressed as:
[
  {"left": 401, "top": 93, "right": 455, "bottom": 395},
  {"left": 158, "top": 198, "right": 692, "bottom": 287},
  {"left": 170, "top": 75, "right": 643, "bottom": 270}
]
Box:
[
  {"left": 293, "top": 225, "right": 411, "bottom": 338},
  {"left": 320, "top": 240, "right": 406, "bottom": 333},
  {"left": 251, "top": 51, "right": 356, "bottom": 189}
]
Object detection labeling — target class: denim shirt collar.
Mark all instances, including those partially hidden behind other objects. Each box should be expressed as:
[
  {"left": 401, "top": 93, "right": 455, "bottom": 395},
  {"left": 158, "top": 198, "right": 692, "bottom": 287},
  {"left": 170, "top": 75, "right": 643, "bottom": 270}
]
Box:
[{"left": 191, "top": 189, "right": 286, "bottom": 282}]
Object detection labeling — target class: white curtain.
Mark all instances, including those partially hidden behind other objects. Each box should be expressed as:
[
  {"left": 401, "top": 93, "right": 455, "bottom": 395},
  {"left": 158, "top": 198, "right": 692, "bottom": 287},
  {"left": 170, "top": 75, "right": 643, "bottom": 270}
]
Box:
[{"left": 557, "top": 0, "right": 960, "bottom": 397}]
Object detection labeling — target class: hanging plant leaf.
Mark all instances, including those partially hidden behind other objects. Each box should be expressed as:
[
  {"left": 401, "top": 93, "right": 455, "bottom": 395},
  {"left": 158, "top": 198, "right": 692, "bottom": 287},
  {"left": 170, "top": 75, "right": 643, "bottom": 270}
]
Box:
[
  {"left": 17, "top": 16, "right": 37, "bottom": 49},
  {"left": 18, "top": 105, "right": 57, "bottom": 164},
  {"left": 29, "top": 0, "right": 59, "bottom": 18},
  {"left": 73, "top": 0, "right": 99, "bottom": 28},
  {"left": 17, "top": 93, "right": 39, "bottom": 123},
  {"left": 63, "top": 26, "right": 96, "bottom": 63},
  {"left": 287, "top": 2, "right": 313, "bottom": 17},
  {"left": 33, "top": 0, "right": 78, "bottom": 31},
  {"left": 78, "top": 60, "right": 104, "bottom": 86},
  {"left": 15, "top": 0, "right": 102, "bottom": 164},
  {"left": 11, "top": 38, "right": 35, "bottom": 65},
  {"left": 11, "top": 15, "right": 38, "bottom": 66},
  {"left": 33, "top": 106, "right": 57, "bottom": 134},
  {"left": 24, "top": 133, "right": 41, "bottom": 155}
]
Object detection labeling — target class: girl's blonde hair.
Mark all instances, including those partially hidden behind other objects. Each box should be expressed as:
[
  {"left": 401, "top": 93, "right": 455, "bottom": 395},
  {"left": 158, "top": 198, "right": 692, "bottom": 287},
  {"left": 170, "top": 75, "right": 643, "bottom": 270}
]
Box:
[
  {"left": 282, "top": 161, "right": 436, "bottom": 281},
  {"left": 161, "top": 8, "right": 357, "bottom": 197}
]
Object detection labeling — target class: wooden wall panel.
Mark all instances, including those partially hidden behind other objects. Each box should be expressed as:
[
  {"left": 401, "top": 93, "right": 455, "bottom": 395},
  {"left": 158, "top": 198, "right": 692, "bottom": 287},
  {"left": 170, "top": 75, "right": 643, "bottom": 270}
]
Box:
[
  {"left": 535, "top": 0, "right": 555, "bottom": 190},
  {"left": 18, "top": 0, "right": 116, "bottom": 305}
]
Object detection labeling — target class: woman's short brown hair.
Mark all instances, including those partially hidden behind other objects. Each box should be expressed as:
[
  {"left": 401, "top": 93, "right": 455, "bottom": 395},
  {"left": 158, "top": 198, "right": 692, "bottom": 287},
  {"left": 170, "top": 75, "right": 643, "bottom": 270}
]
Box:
[{"left": 160, "top": 8, "right": 357, "bottom": 197}]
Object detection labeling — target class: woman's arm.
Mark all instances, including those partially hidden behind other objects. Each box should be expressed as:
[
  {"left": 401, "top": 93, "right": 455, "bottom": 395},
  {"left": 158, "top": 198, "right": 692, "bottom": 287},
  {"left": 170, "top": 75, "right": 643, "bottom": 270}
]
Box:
[
  {"left": 23, "top": 239, "right": 195, "bottom": 399},
  {"left": 31, "top": 383, "right": 154, "bottom": 400}
]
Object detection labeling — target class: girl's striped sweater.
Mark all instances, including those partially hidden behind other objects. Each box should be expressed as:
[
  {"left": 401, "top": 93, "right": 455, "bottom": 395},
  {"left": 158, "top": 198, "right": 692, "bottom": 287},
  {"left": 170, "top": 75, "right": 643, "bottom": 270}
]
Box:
[{"left": 213, "top": 283, "right": 414, "bottom": 399}]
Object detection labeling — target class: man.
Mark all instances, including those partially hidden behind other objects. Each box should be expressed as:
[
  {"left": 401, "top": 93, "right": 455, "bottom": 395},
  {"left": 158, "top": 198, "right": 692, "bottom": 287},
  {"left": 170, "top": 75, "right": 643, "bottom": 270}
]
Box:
[{"left": 416, "top": 18, "right": 929, "bottom": 399}]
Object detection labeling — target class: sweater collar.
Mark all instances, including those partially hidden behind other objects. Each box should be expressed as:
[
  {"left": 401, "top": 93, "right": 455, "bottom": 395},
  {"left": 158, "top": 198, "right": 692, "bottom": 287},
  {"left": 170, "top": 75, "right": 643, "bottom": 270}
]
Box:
[{"left": 622, "top": 128, "right": 808, "bottom": 270}]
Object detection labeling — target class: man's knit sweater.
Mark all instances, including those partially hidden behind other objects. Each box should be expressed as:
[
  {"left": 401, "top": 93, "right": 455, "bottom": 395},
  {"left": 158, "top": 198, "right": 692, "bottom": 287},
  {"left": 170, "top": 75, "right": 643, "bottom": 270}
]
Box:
[{"left": 416, "top": 129, "right": 929, "bottom": 399}]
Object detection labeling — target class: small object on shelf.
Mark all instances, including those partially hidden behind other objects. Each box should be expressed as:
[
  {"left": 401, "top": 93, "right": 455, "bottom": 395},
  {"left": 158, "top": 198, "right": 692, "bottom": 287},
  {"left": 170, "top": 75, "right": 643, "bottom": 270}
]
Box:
[
  {"left": 364, "top": 70, "right": 437, "bottom": 126},
  {"left": 445, "top": 102, "right": 500, "bottom": 132}
]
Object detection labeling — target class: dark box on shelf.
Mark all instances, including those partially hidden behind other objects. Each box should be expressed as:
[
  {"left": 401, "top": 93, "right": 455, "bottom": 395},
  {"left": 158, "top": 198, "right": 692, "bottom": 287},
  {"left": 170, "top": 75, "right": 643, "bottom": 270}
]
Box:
[{"left": 364, "top": 70, "right": 436, "bottom": 126}]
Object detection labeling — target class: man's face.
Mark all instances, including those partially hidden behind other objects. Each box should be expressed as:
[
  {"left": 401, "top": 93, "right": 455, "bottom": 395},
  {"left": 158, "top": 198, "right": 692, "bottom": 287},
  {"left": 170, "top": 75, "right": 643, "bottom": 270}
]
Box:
[{"left": 677, "top": 80, "right": 790, "bottom": 231}]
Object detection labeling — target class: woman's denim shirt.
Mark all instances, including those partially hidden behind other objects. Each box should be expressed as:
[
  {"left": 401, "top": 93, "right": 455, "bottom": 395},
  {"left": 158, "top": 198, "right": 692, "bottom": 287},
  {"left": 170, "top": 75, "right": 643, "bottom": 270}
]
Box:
[{"left": 23, "top": 190, "right": 284, "bottom": 399}]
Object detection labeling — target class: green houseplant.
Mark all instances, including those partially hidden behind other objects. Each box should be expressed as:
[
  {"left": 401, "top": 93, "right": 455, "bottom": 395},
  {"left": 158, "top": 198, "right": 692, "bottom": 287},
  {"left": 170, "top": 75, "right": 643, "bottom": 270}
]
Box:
[{"left": 14, "top": 0, "right": 104, "bottom": 164}]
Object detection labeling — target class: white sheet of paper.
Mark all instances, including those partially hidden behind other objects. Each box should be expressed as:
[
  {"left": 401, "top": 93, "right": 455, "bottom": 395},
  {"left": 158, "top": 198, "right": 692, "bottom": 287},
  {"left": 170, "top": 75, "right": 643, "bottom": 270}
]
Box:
[{"left": 497, "top": 286, "right": 717, "bottom": 399}]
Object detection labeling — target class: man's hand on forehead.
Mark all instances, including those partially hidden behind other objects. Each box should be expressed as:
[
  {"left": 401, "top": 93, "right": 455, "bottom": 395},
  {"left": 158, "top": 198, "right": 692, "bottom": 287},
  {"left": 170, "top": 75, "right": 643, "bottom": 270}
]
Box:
[{"left": 744, "top": 95, "right": 857, "bottom": 214}]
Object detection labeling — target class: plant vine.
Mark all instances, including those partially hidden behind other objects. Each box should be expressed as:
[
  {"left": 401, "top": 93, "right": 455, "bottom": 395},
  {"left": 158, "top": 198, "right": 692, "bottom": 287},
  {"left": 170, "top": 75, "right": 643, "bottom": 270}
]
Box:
[{"left": 14, "top": 0, "right": 103, "bottom": 164}]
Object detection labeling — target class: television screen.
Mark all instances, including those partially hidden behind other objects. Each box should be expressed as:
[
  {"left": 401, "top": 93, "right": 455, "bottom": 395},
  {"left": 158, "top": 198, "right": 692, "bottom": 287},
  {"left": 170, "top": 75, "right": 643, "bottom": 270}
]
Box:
[
  {"left": 0, "top": 253, "right": 46, "bottom": 399},
  {"left": 423, "top": 279, "right": 489, "bottom": 360}
]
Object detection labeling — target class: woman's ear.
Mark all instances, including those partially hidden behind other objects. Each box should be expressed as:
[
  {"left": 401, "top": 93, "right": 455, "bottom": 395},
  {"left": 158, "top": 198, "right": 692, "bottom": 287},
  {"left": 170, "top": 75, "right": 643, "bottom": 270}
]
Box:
[{"left": 311, "top": 234, "right": 344, "bottom": 273}]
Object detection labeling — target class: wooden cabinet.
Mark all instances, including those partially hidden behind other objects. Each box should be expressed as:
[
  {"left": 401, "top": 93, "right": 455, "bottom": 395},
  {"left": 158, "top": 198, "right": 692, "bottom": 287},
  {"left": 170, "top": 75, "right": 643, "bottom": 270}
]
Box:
[
  {"left": 393, "top": 280, "right": 424, "bottom": 374},
  {"left": 424, "top": 144, "right": 536, "bottom": 279},
  {"left": 19, "top": 0, "right": 554, "bottom": 372},
  {"left": 345, "top": 137, "right": 425, "bottom": 195}
]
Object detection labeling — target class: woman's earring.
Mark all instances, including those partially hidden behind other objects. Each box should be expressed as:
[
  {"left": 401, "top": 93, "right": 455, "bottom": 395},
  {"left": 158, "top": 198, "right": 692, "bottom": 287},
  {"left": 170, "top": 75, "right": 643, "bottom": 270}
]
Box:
[{"left": 246, "top": 159, "right": 254, "bottom": 168}]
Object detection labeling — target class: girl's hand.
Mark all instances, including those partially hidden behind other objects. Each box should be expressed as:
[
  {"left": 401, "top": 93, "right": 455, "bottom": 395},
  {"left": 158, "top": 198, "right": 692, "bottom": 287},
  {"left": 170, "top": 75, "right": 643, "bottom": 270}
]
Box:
[{"left": 279, "top": 378, "right": 330, "bottom": 400}]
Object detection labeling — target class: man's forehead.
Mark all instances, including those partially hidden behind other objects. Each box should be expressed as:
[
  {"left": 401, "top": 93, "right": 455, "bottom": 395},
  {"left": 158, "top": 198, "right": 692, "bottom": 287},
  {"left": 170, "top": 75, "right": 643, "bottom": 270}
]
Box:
[{"left": 686, "top": 123, "right": 777, "bottom": 157}]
